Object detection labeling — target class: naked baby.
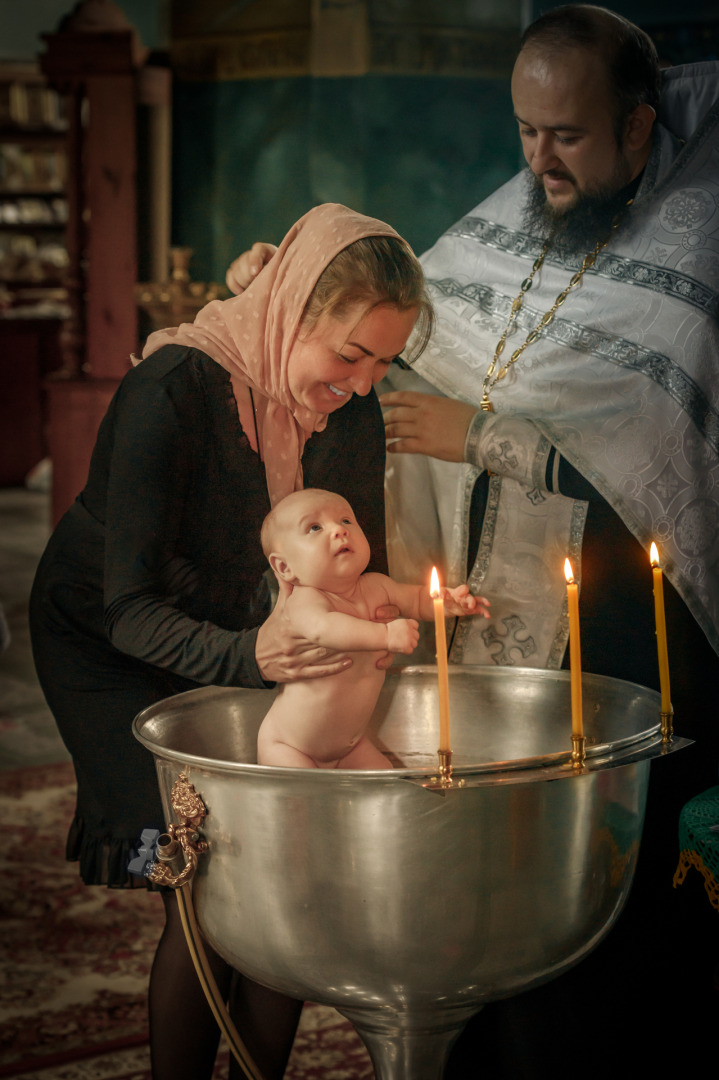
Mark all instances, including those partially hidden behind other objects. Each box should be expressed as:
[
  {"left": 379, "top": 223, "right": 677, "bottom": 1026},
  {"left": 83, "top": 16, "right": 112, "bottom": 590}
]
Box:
[{"left": 258, "top": 488, "right": 488, "bottom": 769}]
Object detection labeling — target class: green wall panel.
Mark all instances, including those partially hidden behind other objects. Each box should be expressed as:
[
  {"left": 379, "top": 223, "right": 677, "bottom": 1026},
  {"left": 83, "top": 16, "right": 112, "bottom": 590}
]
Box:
[{"left": 172, "top": 74, "right": 518, "bottom": 282}]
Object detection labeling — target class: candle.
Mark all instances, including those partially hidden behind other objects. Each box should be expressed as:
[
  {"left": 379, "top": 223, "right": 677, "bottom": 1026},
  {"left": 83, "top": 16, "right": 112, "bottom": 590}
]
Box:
[
  {"left": 430, "top": 567, "right": 451, "bottom": 752},
  {"left": 650, "top": 542, "right": 672, "bottom": 714},
  {"left": 564, "top": 558, "right": 584, "bottom": 739}
]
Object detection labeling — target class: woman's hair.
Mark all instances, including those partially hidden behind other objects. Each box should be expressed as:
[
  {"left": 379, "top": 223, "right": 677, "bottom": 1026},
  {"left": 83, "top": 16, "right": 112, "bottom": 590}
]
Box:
[{"left": 300, "top": 235, "right": 434, "bottom": 362}]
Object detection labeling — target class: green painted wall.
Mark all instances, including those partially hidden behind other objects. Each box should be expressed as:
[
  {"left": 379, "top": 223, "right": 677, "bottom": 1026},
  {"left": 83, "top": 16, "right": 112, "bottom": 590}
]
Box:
[
  {"left": 2, "top": 2, "right": 715, "bottom": 285},
  {"left": 172, "top": 73, "right": 518, "bottom": 282}
]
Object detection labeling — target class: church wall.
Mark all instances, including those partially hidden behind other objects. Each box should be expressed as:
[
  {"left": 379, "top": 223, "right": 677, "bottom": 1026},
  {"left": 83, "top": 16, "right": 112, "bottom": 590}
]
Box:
[
  {"left": 0, "top": 1, "right": 715, "bottom": 284},
  {"left": 171, "top": 72, "right": 516, "bottom": 280}
]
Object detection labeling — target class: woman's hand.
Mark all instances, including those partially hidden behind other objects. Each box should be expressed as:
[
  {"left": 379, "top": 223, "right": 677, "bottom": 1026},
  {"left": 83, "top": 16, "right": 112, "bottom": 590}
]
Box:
[
  {"left": 380, "top": 391, "right": 478, "bottom": 463},
  {"left": 255, "top": 579, "right": 352, "bottom": 682},
  {"left": 442, "top": 584, "right": 490, "bottom": 620},
  {"left": 225, "top": 242, "right": 278, "bottom": 295}
]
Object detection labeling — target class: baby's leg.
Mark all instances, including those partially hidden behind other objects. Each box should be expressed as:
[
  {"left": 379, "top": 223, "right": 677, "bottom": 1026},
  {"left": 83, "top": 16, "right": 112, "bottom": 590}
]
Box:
[{"left": 337, "top": 736, "right": 392, "bottom": 770}]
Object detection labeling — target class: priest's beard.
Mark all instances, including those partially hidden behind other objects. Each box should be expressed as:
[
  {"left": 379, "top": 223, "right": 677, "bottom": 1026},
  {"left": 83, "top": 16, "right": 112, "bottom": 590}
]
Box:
[{"left": 522, "top": 162, "right": 634, "bottom": 256}]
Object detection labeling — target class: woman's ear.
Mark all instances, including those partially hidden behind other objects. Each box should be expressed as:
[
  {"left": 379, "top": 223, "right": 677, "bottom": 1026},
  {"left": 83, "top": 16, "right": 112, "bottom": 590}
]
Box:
[{"left": 269, "top": 552, "right": 297, "bottom": 584}]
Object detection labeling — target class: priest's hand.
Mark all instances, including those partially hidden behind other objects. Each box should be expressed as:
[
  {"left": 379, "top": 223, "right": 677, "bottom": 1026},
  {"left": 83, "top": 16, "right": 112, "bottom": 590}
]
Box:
[
  {"left": 225, "top": 242, "right": 278, "bottom": 294},
  {"left": 380, "top": 391, "right": 478, "bottom": 463},
  {"left": 255, "top": 578, "right": 352, "bottom": 682}
]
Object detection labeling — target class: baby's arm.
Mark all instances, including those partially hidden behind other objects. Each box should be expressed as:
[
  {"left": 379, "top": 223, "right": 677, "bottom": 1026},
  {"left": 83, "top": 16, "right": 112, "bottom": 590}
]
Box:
[
  {"left": 364, "top": 576, "right": 490, "bottom": 623},
  {"left": 287, "top": 588, "right": 419, "bottom": 655}
]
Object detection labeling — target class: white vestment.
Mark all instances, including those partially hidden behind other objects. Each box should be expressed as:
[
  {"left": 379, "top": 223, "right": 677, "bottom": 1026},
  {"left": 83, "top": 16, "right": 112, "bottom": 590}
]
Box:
[{"left": 384, "top": 61, "right": 719, "bottom": 666}]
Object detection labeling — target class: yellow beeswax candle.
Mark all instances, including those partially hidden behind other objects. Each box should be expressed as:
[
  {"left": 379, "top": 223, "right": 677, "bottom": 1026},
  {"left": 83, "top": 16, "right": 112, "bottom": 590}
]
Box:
[
  {"left": 430, "top": 566, "right": 451, "bottom": 752},
  {"left": 564, "top": 558, "right": 584, "bottom": 739},
  {"left": 650, "top": 542, "right": 672, "bottom": 714}
]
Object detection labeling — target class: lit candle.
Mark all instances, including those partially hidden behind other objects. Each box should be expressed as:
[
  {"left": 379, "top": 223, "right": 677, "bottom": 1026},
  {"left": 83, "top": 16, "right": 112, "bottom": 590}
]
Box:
[
  {"left": 564, "top": 558, "right": 584, "bottom": 739},
  {"left": 430, "top": 567, "right": 451, "bottom": 752},
  {"left": 650, "top": 542, "right": 672, "bottom": 714}
]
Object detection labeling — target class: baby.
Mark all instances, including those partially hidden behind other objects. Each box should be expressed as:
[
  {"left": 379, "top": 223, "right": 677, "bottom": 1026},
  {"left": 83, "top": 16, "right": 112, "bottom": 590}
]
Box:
[{"left": 257, "top": 488, "right": 488, "bottom": 769}]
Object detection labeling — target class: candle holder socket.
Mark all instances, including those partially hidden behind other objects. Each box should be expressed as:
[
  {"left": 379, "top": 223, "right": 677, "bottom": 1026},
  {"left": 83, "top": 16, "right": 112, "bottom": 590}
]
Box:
[
  {"left": 438, "top": 748, "right": 453, "bottom": 782},
  {"left": 660, "top": 709, "right": 674, "bottom": 744},
  {"left": 432, "top": 748, "right": 466, "bottom": 789},
  {"left": 571, "top": 733, "right": 587, "bottom": 770}
]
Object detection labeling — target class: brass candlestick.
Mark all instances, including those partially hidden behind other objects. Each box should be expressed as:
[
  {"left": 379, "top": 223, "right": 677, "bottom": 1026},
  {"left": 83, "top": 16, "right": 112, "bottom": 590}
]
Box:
[
  {"left": 427, "top": 748, "right": 465, "bottom": 790},
  {"left": 571, "top": 732, "right": 587, "bottom": 770},
  {"left": 135, "top": 248, "right": 228, "bottom": 334},
  {"left": 660, "top": 709, "right": 674, "bottom": 744},
  {"left": 438, "top": 748, "right": 453, "bottom": 786}
]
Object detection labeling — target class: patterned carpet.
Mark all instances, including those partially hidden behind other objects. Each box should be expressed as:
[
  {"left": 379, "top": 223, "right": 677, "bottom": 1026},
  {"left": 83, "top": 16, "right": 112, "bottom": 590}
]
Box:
[{"left": 0, "top": 761, "right": 373, "bottom": 1079}]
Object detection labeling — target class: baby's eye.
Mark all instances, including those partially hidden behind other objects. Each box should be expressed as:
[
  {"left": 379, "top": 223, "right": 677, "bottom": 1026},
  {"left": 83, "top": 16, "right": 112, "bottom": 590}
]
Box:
[
  {"left": 308, "top": 523, "right": 322, "bottom": 532},
  {"left": 341, "top": 518, "right": 352, "bottom": 525}
]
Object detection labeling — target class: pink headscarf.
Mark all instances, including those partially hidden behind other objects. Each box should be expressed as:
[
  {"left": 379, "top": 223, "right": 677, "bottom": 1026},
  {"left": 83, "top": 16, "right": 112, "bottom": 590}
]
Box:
[{"left": 142, "top": 203, "right": 402, "bottom": 506}]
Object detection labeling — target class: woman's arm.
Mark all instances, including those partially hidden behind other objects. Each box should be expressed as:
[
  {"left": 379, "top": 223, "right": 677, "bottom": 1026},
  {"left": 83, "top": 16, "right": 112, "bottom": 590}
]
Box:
[
  {"left": 101, "top": 363, "right": 268, "bottom": 686},
  {"left": 101, "top": 359, "right": 351, "bottom": 687}
]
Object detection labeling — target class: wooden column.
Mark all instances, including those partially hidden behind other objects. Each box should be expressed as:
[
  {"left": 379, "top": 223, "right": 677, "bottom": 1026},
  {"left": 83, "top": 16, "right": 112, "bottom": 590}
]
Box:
[{"left": 40, "top": 24, "right": 146, "bottom": 523}]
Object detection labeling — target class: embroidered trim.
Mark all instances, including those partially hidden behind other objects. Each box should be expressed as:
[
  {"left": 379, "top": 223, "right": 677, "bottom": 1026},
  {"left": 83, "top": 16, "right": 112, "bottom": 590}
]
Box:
[
  {"left": 546, "top": 498, "right": 588, "bottom": 670},
  {"left": 429, "top": 276, "right": 719, "bottom": 456},
  {"left": 445, "top": 215, "right": 718, "bottom": 319},
  {"left": 451, "top": 474, "right": 502, "bottom": 664},
  {"left": 532, "top": 434, "right": 552, "bottom": 493},
  {"left": 463, "top": 410, "right": 492, "bottom": 465},
  {"left": 469, "top": 474, "right": 502, "bottom": 591}
]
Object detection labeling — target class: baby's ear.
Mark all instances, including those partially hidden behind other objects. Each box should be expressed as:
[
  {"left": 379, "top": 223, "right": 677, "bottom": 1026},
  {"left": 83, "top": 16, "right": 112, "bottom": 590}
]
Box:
[{"left": 269, "top": 552, "right": 296, "bottom": 584}]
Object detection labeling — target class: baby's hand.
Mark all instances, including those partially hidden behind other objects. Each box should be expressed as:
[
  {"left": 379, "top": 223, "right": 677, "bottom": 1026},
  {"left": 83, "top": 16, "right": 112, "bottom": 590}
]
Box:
[
  {"left": 442, "top": 584, "right": 490, "bottom": 619},
  {"left": 386, "top": 617, "right": 420, "bottom": 655}
]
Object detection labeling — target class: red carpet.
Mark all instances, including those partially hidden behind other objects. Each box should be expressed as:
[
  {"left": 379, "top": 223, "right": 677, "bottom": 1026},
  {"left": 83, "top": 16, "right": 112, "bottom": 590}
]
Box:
[{"left": 0, "top": 762, "right": 372, "bottom": 1078}]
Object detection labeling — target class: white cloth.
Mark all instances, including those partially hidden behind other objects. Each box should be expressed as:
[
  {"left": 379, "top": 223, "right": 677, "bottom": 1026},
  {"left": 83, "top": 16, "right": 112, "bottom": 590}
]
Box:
[{"left": 385, "top": 61, "right": 719, "bottom": 665}]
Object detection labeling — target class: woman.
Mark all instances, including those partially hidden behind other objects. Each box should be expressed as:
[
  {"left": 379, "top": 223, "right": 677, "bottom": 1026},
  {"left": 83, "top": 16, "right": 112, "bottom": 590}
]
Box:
[{"left": 29, "top": 203, "right": 432, "bottom": 1079}]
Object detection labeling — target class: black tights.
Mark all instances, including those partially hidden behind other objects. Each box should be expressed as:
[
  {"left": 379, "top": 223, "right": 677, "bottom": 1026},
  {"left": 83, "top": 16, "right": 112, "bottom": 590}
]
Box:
[{"left": 149, "top": 891, "right": 303, "bottom": 1080}]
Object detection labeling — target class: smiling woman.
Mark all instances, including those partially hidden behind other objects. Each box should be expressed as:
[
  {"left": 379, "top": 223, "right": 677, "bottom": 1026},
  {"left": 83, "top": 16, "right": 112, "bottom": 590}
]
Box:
[
  {"left": 288, "top": 303, "right": 419, "bottom": 413},
  {"left": 28, "top": 202, "right": 432, "bottom": 1080}
]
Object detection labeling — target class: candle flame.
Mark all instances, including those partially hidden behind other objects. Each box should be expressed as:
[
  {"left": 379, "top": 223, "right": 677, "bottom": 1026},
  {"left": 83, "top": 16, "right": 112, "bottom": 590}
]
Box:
[
  {"left": 430, "top": 566, "right": 440, "bottom": 598},
  {"left": 650, "top": 542, "right": 659, "bottom": 567},
  {"left": 564, "top": 558, "right": 574, "bottom": 584}
]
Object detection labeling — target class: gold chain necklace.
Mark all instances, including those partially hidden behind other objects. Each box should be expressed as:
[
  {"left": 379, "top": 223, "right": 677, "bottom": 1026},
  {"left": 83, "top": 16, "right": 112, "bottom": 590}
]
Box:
[{"left": 480, "top": 202, "right": 632, "bottom": 412}]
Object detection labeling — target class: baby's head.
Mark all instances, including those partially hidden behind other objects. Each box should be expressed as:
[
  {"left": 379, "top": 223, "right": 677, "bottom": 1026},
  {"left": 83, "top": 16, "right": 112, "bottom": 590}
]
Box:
[{"left": 261, "top": 489, "right": 370, "bottom": 591}]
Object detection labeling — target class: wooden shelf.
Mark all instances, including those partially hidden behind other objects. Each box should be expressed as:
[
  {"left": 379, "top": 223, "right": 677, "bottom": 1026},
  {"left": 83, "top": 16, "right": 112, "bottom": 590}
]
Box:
[
  {"left": 0, "top": 187, "right": 65, "bottom": 197},
  {"left": 0, "top": 128, "right": 67, "bottom": 146},
  {"left": 0, "top": 222, "right": 66, "bottom": 231},
  {"left": 0, "top": 64, "right": 68, "bottom": 483}
]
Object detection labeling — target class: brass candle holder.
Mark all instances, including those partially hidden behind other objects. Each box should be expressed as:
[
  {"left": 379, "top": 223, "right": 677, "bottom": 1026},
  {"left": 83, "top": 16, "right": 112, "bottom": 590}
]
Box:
[
  {"left": 660, "top": 709, "right": 674, "bottom": 744},
  {"left": 571, "top": 732, "right": 587, "bottom": 770},
  {"left": 135, "top": 248, "right": 228, "bottom": 334},
  {"left": 438, "top": 748, "right": 453, "bottom": 786},
  {"left": 427, "top": 748, "right": 465, "bottom": 790}
]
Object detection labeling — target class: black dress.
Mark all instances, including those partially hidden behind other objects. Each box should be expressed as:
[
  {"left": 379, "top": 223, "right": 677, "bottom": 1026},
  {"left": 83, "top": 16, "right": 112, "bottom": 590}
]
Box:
[{"left": 29, "top": 346, "right": 388, "bottom": 887}]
